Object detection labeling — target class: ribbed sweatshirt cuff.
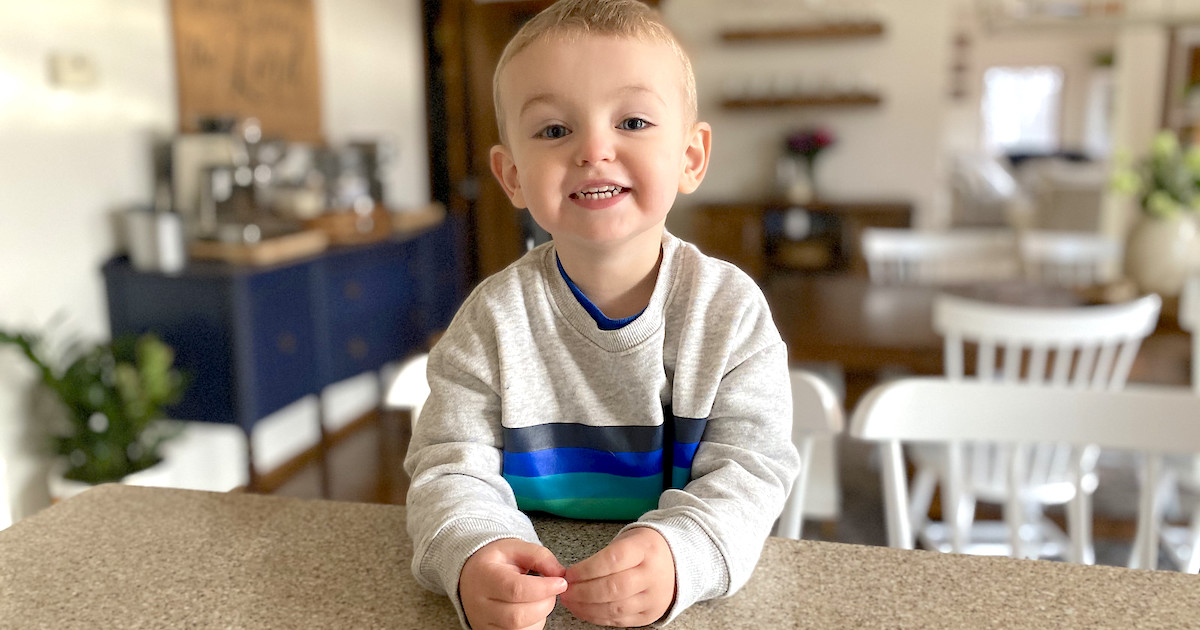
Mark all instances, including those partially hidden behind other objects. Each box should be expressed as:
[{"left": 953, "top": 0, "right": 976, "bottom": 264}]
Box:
[
  {"left": 420, "top": 517, "right": 541, "bottom": 629},
  {"left": 620, "top": 515, "right": 729, "bottom": 626}
]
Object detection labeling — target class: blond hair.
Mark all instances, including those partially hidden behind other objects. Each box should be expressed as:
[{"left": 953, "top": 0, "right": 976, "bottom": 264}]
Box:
[{"left": 492, "top": 0, "right": 697, "bottom": 145}]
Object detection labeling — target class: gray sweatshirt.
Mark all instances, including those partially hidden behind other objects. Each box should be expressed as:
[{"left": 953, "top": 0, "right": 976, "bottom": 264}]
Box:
[{"left": 404, "top": 232, "right": 800, "bottom": 627}]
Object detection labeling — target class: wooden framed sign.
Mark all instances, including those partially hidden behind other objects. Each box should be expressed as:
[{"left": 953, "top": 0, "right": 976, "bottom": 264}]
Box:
[{"left": 171, "top": 0, "right": 322, "bottom": 142}]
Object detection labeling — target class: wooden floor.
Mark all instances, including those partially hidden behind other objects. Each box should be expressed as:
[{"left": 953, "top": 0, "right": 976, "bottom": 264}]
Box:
[{"left": 265, "top": 408, "right": 413, "bottom": 506}]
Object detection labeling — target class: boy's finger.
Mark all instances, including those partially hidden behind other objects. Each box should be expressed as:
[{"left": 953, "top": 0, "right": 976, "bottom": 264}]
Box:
[
  {"left": 565, "top": 538, "right": 643, "bottom": 583},
  {"left": 483, "top": 594, "right": 559, "bottom": 629},
  {"left": 491, "top": 571, "right": 569, "bottom": 604},
  {"left": 561, "top": 570, "right": 643, "bottom": 604},
  {"left": 506, "top": 541, "right": 567, "bottom": 578},
  {"left": 516, "top": 542, "right": 566, "bottom": 578},
  {"left": 561, "top": 592, "right": 654, "bottom": 628}
]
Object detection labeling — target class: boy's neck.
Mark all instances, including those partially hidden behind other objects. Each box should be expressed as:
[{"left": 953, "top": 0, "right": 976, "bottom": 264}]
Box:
[{"left": 556, "top": 236, "right": 664, "bottom": 320}]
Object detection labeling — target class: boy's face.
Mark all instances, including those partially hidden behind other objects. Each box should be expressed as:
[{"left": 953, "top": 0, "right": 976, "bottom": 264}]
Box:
[{"left": 490, "top": 35, "right": 710, "bottom": 255}]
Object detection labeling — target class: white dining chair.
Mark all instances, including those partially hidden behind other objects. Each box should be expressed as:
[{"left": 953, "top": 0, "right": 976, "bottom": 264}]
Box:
[
  {"left": 850, "top": 377, "right": 1200, "bottom": 565},
  {"left": 1143, "top": 275, "right": 1200, "bottom": 572},
  {"left": 772, "top": 369, "right": 845, "bottom": 540},
  {"left": 860, "top": 227, "right": 1020, "bottom": 286},
  {"left": 1019, "top": 230, "right": 1122, "bottom": 287},
  {"left": 385, "top": 353, "right": 430, "bottom": 427},
  {"left": 907, "top": 292, "right": 1161, "bottom": 563}
]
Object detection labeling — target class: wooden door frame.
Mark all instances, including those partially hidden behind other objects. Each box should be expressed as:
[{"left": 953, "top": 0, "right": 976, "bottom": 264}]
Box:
[{"left": 421, "top": 0, "right": 662, "bottom": 286}]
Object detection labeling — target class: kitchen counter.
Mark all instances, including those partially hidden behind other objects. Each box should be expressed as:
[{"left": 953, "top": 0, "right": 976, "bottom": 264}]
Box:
[{"left": 2, "top": 485, "right": 1198, "bottom": 628}]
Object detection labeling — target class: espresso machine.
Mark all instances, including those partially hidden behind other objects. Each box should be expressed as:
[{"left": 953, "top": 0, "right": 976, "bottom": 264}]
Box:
[{"left": 171, "top": 117, "right": 303, "bottom": 244}]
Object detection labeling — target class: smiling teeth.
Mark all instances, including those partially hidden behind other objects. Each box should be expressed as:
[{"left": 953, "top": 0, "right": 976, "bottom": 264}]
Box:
[{"left": 573, "top": 186, "right": 625, "bottom": 200}]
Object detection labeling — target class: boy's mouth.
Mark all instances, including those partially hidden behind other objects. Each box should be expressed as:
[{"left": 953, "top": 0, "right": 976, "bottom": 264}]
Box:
[{"left": 570, "top": 185, "right": 628, "bottom": 201}]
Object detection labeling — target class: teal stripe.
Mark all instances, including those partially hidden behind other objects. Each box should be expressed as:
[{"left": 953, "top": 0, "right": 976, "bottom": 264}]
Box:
[
  {"left": 514, "top": 496, "right": 660, "bottom": 520},
  {"left": 670, "top": 466, "right": 690, "bottom": 489},
  {"left": 504, "top": 471, "right": 663, "bottom": 501}
]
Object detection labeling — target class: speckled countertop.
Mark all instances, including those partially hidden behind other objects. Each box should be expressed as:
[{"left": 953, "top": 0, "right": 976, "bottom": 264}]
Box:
[{"left": 1, "top": 485, "right": 1197, "bottom": 629}]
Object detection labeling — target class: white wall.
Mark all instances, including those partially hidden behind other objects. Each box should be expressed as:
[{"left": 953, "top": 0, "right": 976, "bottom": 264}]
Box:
[
  {"left": 662, "top": 0, "right": 955, "bottom": 228},
  {"left": 1103, "top": 25, "right": 1170, "bottom": 238},
  {"left": 0, "top": 0, "right": 430, "bottom": 526},
  {"left": 941, "top": 18, "right": 1119, "bottom": 156}
]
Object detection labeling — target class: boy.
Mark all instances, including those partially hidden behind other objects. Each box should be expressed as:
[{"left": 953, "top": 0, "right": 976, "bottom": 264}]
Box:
[{"left": 404, "top": 1, "right": 800, "bottom": 628}]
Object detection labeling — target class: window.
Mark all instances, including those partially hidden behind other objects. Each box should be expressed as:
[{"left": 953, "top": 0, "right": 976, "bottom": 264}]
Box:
[{"left": 981, "top": 66, "right": 1064, "bottom": 154}]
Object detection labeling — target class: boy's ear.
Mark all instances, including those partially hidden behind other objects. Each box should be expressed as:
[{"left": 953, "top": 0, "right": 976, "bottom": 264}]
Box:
[
  {"left": 490, "top": 144, "right": 527, "bottom": 209},
  {"left": 678, "top": 121, "right": 712, "bottom": 195}
]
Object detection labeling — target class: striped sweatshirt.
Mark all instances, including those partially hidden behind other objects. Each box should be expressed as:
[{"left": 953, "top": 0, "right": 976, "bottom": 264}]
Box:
[{"left": 404, "top": 232, "right": 800, "bottom": 627}]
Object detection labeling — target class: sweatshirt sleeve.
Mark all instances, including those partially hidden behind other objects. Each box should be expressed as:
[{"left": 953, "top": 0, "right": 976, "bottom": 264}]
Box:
[
  {"left": 633, "top": 280, "right": 801, "bottom": 624},
  {"left": 403, "top": 303, "right": 541, "bottom": 629}
]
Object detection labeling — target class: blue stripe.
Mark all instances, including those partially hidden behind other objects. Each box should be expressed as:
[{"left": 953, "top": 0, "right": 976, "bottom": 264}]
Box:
[
  {"left": 504, "top": 423, "right": 662, "bottom": 453},
  {"left": 504, "top": 447, "right": 662, "bottom": 477},
  {"left": 504, "top": 471, "right": 664, "bottom": 501},
  {"left": 674, "top": 442, "right": 700, "bottom": 469}
]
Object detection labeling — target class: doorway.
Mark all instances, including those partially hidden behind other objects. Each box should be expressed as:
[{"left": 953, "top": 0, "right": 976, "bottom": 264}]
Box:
[{"left": 422, "top": 0, "right": 660, "bottom": 285}]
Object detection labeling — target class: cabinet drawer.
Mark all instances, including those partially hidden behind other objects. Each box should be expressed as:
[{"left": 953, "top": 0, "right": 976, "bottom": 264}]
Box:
[
  {"left": 239, "top": 264, "right": 318, "bottom": 421},
  {"left": 409, "top": 222, "right": 462, "bottom": 337},
  {"left": 319, "top": 242, "right": 418, "bottom": 382}
]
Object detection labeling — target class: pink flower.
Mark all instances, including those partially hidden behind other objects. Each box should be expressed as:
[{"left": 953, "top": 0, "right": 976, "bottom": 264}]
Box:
[{"left": 785, "top": 127, "right": 836, "bottom": 159}]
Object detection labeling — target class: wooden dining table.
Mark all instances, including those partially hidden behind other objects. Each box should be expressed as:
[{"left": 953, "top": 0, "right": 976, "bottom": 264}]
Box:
[
  {"left": 3, "top": 484, "right": 1199, "bottom": 628},
  {"left": 763, "top": 274, "right": 1191, "bottom": 406}
]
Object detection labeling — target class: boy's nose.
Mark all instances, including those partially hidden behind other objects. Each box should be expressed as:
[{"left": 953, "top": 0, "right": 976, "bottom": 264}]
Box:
[{"left": 574, "top": 127, "right": 616, "bottom": 166}]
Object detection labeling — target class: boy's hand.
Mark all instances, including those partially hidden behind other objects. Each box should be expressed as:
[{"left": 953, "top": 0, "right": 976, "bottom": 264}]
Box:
[
  {"left": 459, "top": 539, "right": 568, "bottom": 630},
  {"left": 561, "top": 527, "right": 676, "bottom": 627}
]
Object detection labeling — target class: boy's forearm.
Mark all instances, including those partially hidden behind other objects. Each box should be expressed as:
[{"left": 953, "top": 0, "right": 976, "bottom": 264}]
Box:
[
  {"left": 635, "top": 341, "right": 800, "bottom": 623},
  {"left": 406, "top": 442, "right": 542, "bottom": 629},
  {"left": 405, "top": 345, "right": 541, "bottom": 622}
]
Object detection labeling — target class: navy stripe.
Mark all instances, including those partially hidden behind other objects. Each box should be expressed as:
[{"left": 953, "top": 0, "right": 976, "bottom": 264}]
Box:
[
  {"left": 674, "top": 416, "right": 707, "bottom": 444},
  {"left": 504, "top": 447, "right": 663, "bottom": 477},
  {"left": 504, "top": 423, "right": 662, "bottom": 453}
]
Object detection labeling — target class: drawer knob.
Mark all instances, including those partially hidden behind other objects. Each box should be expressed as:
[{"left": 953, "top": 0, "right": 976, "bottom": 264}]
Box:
[
  {"left": 347, "top": 337, "right": 369, "bottom": 359},
  {"left": 277, "top": 331, "right": 297, "bottom": 354}
]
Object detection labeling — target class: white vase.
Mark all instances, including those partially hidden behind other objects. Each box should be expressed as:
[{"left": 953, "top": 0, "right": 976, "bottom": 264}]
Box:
[
  {"left": 47, "top": 459, "right": 174, "bottom": 503},
  {"left": 776, "top": 156, "right": 813, "bottom": 204},
  {"left": 1124, "top": 213, "right": 1199, "bottom": 298}
]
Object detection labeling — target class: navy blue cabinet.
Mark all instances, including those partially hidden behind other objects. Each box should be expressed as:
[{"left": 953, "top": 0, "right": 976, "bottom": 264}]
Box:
[{"left": 103, "top": 220, "right": 464, "bottom": 488}]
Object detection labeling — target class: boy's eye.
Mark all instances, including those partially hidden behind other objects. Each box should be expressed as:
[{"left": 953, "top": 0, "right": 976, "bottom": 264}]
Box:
[
  {"left": 618, "top": 117, "right": 651, "bottom": 131},
  {"left": 536, "top": 124, "right": 570, "bottom": 140}
]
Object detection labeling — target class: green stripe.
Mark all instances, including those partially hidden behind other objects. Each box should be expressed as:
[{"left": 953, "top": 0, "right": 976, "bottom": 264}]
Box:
[{"left": 514, "top": 496, "right": 660, "bottom": 520}]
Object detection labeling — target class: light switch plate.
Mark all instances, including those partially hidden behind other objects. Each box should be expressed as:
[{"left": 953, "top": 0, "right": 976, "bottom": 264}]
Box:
[{"left": 47, "top": 52, "right": 98, "bottom": 89}]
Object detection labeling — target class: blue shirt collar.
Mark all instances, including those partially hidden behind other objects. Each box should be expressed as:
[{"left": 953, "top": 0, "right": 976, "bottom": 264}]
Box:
[{"left": 556, "top": 255, "right": 644, "bottom": 331}]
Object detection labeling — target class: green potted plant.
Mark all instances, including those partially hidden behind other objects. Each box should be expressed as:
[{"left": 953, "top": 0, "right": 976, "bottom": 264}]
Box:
[
  {"left": 0, "top": 329, "right": 187, "bottom": 488},
  {"left": 1111, "top": 129, "right": 1200, "bottom": 297}
]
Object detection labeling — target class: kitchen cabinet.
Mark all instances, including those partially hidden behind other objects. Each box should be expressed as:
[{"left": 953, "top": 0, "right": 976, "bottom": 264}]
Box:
[{"left": 102, "top": 218, "right": 464, "bottom": 490}]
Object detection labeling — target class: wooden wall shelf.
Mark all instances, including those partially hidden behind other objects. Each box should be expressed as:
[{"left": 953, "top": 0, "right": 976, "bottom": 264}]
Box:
[
  {"left": 721, "top": 22, "right": 885, "bottom": 42},
  {"left": 722, "top": 93, "right": 883, "bottom": 110}
]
